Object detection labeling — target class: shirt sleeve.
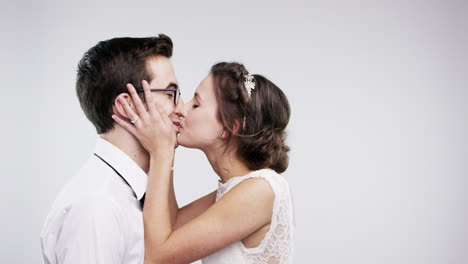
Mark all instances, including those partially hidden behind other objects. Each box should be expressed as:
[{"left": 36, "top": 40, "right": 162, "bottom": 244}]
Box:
[{"left": 54, "top": 197, "right": 127, "bottom": 264}]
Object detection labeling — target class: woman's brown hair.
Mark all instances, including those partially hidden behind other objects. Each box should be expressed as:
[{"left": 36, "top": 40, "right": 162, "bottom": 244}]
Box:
[{"left": 211, "top": 62, "right": 291, "bottom": 173}]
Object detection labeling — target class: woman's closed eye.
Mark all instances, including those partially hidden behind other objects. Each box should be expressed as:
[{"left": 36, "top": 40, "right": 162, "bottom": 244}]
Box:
[{"left": 191, "top": 99, "right": 200, "bottom": 109}]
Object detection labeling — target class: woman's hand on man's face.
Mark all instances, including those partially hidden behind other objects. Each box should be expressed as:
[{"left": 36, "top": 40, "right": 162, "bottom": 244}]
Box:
[{"left": 112, "top": 80, "right": 177, "bottom": 156}]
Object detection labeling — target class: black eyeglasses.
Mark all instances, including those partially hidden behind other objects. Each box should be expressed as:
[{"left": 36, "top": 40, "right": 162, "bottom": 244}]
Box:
[{"left": 136, "top": 87, "right": 181, "bottom": 105}]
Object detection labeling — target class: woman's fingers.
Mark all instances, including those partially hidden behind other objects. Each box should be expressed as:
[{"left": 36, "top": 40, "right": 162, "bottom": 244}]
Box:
[
  {"left": 142, "top": 80, "right": 166, "bottom": 124},
  {"left": 155, "top": 102, "right": 174, "bottom": 130},
  {"left": 119, "top": 97, "right": 143, "bottom": 128},
  {"left": 154, "top": 102, "right": 177, "bottom": 148},
  {"left": 112, "top": 115, "right": 138, "bottom": 136},
  {"left": 126, "top": 83, "right": 149, "bottom": 119},
  {"left": 142, "top": 80, "right": 158, "bottom": 115}
]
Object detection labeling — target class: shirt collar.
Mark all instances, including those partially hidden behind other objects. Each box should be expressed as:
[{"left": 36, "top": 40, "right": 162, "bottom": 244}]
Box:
[{"left": 94, "top": 137, "right": 147, "bottom": 200}]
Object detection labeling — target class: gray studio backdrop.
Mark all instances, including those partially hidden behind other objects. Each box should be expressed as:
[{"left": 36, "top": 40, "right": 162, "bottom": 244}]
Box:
[{"left": 1, "top": 0, "right": 467, "bottom": 263}]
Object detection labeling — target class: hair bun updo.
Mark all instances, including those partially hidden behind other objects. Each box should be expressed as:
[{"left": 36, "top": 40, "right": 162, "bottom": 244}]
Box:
[{"left": 211, "top": 62, "right": 291, "bottom": 173}]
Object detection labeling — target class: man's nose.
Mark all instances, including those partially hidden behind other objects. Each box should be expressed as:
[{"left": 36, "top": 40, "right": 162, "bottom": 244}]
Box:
[{"left": 174, "top": 98, "right": 186, "bottom": 118}]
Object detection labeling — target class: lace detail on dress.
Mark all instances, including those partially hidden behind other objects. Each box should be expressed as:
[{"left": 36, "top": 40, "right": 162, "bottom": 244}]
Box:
[
  {"left": 203, "top": 169, "right": 295, "bottom": 264},
  {"left": 241, "top": 179, "right": 294, "bottom": 264}
]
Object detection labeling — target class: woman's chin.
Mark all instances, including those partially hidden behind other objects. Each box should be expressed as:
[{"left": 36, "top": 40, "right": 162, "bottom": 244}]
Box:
[
  {"left": 176, "top": 134, "right": 189, "bottom": 148},
  {"left": 176, "top": 136, "right": 200, "bottom": 149}
]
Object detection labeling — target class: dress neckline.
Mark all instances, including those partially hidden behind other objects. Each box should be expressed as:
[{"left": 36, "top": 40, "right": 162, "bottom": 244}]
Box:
[{"left": 217, "top": 168, "right": 274, "bottom": 196}]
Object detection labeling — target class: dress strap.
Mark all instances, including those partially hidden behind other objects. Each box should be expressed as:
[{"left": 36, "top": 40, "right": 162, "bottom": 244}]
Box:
[{"left": 216, "top": 169, "right": 280, "bottom": 200}]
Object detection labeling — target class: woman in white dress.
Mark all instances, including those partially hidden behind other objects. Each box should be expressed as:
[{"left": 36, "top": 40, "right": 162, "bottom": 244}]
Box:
[{"left": 113, "top": 62, "right": 294, "bottom": 264}]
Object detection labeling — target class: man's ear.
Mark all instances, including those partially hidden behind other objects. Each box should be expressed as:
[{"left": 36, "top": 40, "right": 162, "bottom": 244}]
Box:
[{"left": 114, "top": 93, "right": 133, "bottom": 119}]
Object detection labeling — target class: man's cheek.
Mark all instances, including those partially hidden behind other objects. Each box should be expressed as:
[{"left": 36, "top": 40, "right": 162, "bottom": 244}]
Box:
[
  {"left": 153, "top": 96, "right": 171, "bottom": 115},
  {"left": 162, "top": 104, "right": 174, "bottom": 117},
  {"left": 165, "top": 104, "right": 174, "bottom": 116}
]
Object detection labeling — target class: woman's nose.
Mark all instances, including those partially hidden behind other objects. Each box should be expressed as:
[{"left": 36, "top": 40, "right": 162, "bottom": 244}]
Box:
[{"left": 174, "top": 98, "right": 186, "bottom": 119}]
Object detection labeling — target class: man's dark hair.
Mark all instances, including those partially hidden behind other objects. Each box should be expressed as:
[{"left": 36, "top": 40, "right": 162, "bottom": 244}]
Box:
[{"left": 76, "top": 34, "right": 173, "bottom": 134}]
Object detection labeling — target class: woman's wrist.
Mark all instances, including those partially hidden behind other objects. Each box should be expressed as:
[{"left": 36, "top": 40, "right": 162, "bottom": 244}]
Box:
[
  {"left": 150, "top": 150, "right": 174, "bottom": 167},
  {"left": 148, "top": 142, "right": 175, "bottom": 157}
]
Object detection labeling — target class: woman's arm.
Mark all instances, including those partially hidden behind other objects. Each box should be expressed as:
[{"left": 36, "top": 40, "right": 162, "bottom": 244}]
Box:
[
  {"left": 173, "top": 190, "right": 217, "bottom": 230},
  {"left": 143, "top": 154, "right": 174, "bottom": 260},
  {"left": 163, "top": 155, "right": 217, "bottom": 230},
  {"left": 167, "top": 169, "right": 178, "bottom": 227},
  {"left": 145, "top": 158, "right": 274, "bottom": 264}
]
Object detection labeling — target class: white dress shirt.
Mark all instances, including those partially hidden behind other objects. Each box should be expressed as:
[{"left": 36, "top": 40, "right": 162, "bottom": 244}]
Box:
[{"left": 41, "top": 137, "right": 148, "bottom": 264}]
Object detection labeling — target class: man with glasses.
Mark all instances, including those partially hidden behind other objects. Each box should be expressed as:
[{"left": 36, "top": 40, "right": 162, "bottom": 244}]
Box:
[{"left": 41, "top": 35, "right": 182, "bottom": 264}]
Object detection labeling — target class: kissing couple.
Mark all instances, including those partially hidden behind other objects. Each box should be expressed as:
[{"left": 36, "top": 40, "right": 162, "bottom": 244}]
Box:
[{"left": 41, "top": 34, "right": 295, "bottom": 264}]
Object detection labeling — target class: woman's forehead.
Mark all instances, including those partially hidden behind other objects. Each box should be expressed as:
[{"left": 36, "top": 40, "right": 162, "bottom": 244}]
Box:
[{"left": 196, "top": 75, "right": 215, "bottom": 99}]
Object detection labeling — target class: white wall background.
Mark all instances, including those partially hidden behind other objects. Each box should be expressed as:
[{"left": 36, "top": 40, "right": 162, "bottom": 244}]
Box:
[{"left": 1, "top": 0, "right": 467, "bottom": 263}]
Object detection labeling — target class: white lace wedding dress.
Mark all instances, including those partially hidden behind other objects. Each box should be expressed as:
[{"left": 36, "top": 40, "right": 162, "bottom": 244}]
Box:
[{"left": 202, "top": 169, "right": 295, "bottom": 264}]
